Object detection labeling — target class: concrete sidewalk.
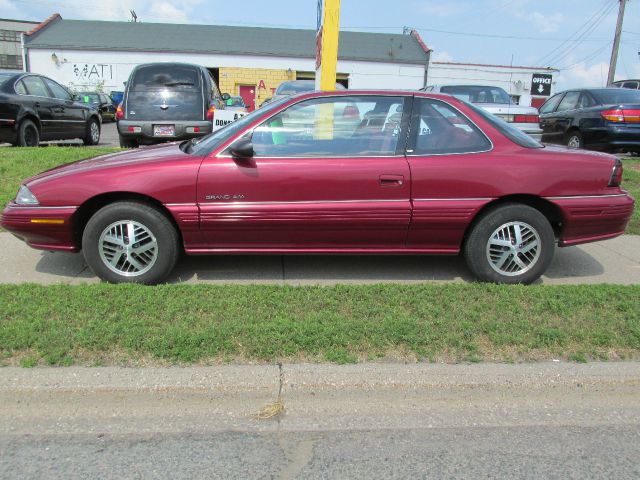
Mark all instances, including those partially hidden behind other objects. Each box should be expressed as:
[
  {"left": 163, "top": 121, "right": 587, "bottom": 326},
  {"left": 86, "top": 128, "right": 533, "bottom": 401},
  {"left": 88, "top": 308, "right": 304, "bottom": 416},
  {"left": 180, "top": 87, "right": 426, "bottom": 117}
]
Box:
[{"left": 0, "top": 232, "right": 638, "bottom": 285}]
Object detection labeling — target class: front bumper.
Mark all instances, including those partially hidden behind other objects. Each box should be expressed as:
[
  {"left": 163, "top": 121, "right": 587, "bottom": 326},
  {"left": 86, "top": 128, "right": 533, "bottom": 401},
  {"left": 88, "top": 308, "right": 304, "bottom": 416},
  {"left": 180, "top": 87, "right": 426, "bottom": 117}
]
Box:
[
  {"left": 118, "top": 120, "right": 213, "bottom": 143},
  {"left": 1, "top": 204, "right": 79, "bottom": 252}
]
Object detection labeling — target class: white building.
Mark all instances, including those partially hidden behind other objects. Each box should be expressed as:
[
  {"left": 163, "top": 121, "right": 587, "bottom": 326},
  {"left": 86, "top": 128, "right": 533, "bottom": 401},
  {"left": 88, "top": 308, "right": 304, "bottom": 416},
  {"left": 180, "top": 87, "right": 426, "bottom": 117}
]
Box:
[{"left": 427, "top": 61, "right": 559, "bottom": 108}]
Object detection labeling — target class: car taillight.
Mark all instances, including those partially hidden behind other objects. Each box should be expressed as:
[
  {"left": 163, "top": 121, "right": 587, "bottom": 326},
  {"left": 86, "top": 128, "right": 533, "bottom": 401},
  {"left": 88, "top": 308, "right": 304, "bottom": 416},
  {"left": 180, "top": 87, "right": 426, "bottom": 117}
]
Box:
[
  {"left": 206, "top": 105, "right": 216, "bottom": 121},
  {"left": 513, "top": 114, "right": 539, "bottom": 123},
  {"left": 608, "top": 158, "right": 623, "bottom": 187},
  {"left": 601, "top": 108, "right": 640, "bottom": 123},
  {"left": 116, "top": 103, "right": 124, "bottom": 120}
]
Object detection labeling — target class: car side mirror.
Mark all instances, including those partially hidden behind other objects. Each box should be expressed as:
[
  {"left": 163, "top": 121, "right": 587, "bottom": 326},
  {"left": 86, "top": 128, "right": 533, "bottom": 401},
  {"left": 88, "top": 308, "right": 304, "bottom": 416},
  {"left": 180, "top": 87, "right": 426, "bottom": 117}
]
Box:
[
  {"left": 222, "top": 93, "right": 230, "bottom": 101},
  {"left": 230, "top": 138, "right": 254, "bottom": 158}
]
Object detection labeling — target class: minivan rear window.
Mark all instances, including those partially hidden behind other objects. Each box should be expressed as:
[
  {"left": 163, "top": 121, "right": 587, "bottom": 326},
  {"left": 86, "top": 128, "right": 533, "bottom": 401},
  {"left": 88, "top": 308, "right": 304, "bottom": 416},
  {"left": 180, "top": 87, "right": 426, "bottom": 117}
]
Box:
[{"left": 130, "top": 65, "right": 200, "bottom": 89}]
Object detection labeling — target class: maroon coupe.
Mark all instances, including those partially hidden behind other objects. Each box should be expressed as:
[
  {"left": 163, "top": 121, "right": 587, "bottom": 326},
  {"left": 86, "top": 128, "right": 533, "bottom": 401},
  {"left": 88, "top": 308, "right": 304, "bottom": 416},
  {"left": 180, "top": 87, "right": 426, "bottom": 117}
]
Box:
[{"left": 1, "top": 90, "right": 635, "bottom": 284}]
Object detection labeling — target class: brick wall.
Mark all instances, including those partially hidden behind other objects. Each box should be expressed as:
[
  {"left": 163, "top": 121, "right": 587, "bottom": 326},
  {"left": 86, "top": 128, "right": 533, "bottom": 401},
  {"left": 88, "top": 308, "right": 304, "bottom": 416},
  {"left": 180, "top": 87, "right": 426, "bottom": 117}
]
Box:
[{"left": 219, "top": 67, "right": 293, "bottom": 107}]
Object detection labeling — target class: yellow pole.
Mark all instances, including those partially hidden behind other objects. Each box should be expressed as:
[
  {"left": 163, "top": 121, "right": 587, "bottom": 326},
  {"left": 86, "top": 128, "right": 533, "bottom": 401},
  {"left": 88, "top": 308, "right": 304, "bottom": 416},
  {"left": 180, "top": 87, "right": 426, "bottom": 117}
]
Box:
[
  {"left": 318, "top": 0, "right": 341, "bottom": 91},
  {"left": 314, "top": 0, "right": 341, "bottom": 139}
]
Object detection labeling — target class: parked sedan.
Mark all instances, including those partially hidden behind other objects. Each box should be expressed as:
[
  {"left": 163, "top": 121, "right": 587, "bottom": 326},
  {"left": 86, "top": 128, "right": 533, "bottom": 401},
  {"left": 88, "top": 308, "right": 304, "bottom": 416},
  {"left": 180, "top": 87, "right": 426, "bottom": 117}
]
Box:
[
  {"left": 423, "top": 85, "right": 542, "bottom": 140},
  {"left": 0, "top": 72, "right": 101, "bottom": 146},
  {"left": 76, "top": 92, "right": 117, "bottom": 122},
  {"left": 2, "top": 90, "right": 634, "bottom": 285},
  {"left": 539, "top": 88, "right": 640, "bottom": 153}
]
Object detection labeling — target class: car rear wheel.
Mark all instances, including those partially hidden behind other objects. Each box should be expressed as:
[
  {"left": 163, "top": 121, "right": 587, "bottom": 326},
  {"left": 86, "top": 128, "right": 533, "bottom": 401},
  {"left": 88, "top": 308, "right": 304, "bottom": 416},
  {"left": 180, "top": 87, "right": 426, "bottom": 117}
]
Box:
[
  {"left": 119, "top": 136, "right": 139, "bottom": 148},
  {"left": 566, "top": 130, "right": 583, "bottom": 149},
  {"left": 83, "top": 118, "right": 100, "bottom": 145},
  {"left": 82, "top": 201, "right": 180, "bottom": 284},
  {"left": 17, "top": 119, "right": 40, "bottom": 147},
  {"left": 464, "top": 204, "right": 555, "bottom": 284}
]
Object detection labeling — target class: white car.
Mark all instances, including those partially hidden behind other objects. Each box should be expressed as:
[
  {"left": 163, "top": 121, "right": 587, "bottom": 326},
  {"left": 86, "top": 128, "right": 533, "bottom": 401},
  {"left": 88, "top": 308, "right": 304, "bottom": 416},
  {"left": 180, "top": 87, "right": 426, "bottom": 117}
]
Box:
[{"left": 423, "top": 85, "right": 542, "bottom": 141}]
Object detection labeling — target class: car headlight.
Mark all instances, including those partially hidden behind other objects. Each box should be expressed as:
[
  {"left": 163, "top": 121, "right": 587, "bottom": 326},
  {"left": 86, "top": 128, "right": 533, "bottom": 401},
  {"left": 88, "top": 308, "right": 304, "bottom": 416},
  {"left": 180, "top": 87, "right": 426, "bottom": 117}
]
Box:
[{"left": 15, "top": 185, "right": 39, "bottom": 205}]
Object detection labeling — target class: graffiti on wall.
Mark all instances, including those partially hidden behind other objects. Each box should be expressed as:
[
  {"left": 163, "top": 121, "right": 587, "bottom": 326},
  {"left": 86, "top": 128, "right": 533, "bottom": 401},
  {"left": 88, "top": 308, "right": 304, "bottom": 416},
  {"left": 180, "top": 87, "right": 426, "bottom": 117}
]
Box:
[{"left": 73, "top": 63, "right": 114, "bottom": 81}]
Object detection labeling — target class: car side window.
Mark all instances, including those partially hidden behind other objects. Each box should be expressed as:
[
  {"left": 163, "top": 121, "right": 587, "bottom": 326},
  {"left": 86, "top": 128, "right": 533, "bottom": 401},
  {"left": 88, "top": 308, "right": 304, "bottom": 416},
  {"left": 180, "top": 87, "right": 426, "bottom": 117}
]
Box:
[
  {"left": 539, "top": 93, "right": 563, "bottom": 114},
  {"left": 251, "top": 95, "right": 406, "bottom": 157},
  {"left": 14, "top": 80, "right": 27, "bottom": 95},
  {"left": 556, "top": 91, "right": 580, "bottom": 112},
  {"left": 577, "top": 93, "right": 595, "bottom": 109},
  {"left": 411, "top": 98, "right": 491, "bottom": 155},
  {"left": 622, "top": 81, "right": 639, "bottom": 89},
  {"left": 21, "top": 76, "right": 49, "bottom": 97},
  {"left": 42, "top": 78, "right": 72, "bottom": 101}
]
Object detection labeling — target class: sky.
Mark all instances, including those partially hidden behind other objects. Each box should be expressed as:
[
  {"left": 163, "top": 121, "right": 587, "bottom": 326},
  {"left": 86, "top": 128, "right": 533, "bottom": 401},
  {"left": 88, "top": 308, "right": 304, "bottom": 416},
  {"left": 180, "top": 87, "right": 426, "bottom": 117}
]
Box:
[{"left": 3, "top": 0, "right": 639, "bottom": 90}]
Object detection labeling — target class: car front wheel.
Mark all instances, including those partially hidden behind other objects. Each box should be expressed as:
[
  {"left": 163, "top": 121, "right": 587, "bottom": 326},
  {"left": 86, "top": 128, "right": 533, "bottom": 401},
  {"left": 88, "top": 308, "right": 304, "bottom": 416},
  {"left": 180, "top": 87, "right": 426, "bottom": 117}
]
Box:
[
  {"left": 82, "top": 201, "right": 180, "bottom": 284},
  {"left": 464, "top": 204, "right": 555, "bottom": 284}
]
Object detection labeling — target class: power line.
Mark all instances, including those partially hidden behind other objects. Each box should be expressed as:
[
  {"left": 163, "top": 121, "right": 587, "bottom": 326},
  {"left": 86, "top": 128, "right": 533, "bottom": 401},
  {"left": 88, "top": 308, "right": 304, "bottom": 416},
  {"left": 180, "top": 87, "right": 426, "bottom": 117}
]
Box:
[{"left": 535, "top": 0, "right": 616, "bottom": 67}]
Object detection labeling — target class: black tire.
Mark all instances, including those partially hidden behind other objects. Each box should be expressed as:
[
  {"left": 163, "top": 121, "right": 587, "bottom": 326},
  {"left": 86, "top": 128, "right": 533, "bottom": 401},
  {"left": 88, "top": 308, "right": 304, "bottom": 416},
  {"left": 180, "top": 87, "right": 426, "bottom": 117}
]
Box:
[
  {"left": 83, "top": 117, "right": 100, "bottom": 145},
  {"left": 119, "top": 135, "right": 139, "bottom": 148},
  {"left": 82, "top": 201, "right": 180, "bottom": 284},
  {"left": 565, "top": 130, "right": 583, "bottom": 149},
  {"left": 17, "top": 119, "right": 40, "bottom": 147},
  {"left": 464, "top": 204, "right": 555, "bottom": 285}
]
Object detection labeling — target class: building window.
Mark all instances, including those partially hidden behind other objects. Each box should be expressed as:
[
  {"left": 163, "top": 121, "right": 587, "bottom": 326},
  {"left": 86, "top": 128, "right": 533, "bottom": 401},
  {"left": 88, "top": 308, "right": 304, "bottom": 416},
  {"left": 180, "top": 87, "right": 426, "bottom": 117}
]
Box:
[
  {"left": 0, "top": 30, "right": 21, "bottom": 42},
  {"left": 0, "top": 54, "right": 23, "bottom": 69}
]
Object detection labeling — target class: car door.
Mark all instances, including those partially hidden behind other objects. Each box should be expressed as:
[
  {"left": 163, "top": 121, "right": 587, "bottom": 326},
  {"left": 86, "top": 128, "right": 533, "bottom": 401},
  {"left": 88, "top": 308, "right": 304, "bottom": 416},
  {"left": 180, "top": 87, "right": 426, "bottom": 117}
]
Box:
[
  {"left": 20, "top": 75, "right": 59, "bottom": 139},
  {"left": 539, "top": 92, "right": 566, "bottom": 144},
  {"left": 42, "top": 77, "right": 86, "bottom": 138},
  {"left": 405, "top": 96, "right": 494, "bottom": 251},
  {"left": 197, "top": 94, "right": 412, "bottom": 249},
  {"left": 544, "top": 91, "right": 581, "bottom": 145}
]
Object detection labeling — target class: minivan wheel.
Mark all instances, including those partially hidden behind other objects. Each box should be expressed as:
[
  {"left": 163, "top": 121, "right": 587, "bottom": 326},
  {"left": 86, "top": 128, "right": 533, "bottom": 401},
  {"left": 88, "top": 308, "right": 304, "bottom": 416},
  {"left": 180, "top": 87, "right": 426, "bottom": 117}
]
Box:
[
  {"left": 83, "top": 118, "right": 100, "bottom": 145},
  {"left": 566, "top": 130, "right": 583, "bottom": 149},
  {"left": 18, "top": 119, "right": 40, "bottom": 147},
  {"left": 464, "top": 204, "right": 555, "bottom": 284},
  {"left": 82, "top": 201, "right": 180, "bottom": 284},
  {"left": 119, "top": 136, "right": 139, "bottom": 148}
]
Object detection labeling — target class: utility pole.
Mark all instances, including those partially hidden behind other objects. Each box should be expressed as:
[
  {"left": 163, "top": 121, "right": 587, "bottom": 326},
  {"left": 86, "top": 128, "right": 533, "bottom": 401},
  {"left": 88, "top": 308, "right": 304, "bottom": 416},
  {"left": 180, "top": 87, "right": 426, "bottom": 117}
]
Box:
[{"left": 607, "top": 0, "right": 627, "bottom": 85}]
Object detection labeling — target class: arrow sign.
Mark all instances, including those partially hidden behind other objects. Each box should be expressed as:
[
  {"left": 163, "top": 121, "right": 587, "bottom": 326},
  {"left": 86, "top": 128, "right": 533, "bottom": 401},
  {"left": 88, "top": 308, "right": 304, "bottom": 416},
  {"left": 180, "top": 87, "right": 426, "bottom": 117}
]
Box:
[{"left": 532, "top": 74, "right": 552, "bottom": 96}]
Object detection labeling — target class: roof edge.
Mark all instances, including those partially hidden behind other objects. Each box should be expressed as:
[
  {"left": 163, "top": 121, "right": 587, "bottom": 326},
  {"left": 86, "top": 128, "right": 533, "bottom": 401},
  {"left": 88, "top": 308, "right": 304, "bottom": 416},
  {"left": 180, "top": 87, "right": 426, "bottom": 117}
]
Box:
[
  {"left": 409, "top": 29, "right": 432, "bottom": 56},
  {"left": 25, "top": 13, "right": 61, "bottom": 39},
  {"left": 432, "top": 61, "right": 558, "bottom": 72}
]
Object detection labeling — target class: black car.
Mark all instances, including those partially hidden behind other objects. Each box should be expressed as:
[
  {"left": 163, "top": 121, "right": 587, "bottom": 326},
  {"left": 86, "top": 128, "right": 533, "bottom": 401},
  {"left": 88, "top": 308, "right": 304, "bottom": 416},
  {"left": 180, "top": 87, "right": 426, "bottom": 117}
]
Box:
[
  {"left": 117, "top": 62, "right": 226, "bottom": 148},
  {"left": 0, "top": 71, "right": 101, "bottom": 147},
  {"left": 539, "top": 88, "right": 640, "bottom": 154},
  {"left": 76, "top": 92, "right": 117, "bottom": 122}
]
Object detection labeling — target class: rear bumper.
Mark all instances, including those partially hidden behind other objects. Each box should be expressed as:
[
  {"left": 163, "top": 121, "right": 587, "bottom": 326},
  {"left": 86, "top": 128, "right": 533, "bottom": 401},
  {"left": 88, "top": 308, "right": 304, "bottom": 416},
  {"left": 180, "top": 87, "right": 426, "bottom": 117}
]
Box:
[
  {"left": 512, "top": 123, "right": 542, "bottom": 141},
  {"left": 118, "top": 120, "right": 213, "bottom": 143},
  {"left": 0, "top": 204, "right": 79, "bottom": 252},
  {"left": 548, "top": 193, "right": 635, "bottom": 247},
  {"left": 0, "top": 119, "right": 18, "bottom": 144},
  {"left": 583, "top": 124, "right": 640, "bottom": 152}
]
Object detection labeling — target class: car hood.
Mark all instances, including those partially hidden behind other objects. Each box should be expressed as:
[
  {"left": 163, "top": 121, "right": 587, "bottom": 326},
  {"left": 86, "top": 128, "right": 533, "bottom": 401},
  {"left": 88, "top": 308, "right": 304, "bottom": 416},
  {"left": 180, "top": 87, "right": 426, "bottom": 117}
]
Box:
[
  {"left": 477, "top": 103, "right": 539, "bottom": 115},
  {"left": 26, "top": 143, "right": 192, "bottom": 187}
]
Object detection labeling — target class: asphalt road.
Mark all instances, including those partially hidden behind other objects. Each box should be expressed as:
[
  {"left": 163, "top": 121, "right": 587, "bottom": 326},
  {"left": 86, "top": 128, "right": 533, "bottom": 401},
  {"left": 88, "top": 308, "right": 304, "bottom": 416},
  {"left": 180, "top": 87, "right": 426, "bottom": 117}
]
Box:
[
  {"left": 1, "top": 232, "right": 638, "bottom": 285},
  {"left": 2, "top": 363, "right": 639, "bottom": 479}
]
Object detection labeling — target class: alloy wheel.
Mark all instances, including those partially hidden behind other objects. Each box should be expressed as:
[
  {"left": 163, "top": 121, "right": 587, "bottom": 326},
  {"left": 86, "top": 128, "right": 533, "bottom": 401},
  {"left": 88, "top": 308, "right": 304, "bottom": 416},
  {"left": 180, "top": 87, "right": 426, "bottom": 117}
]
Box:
[
  {"left": 98, "top": 220, "right": 158, "bottom": 277},
  {"left": 567, "top": 135, "right": 581, "bottom": 149},
  {"left": 486, "top": 221, "right": 541, "bottom": 276},
  {"left": 90, "top": 122, "right": 100, "bottom": 144}
]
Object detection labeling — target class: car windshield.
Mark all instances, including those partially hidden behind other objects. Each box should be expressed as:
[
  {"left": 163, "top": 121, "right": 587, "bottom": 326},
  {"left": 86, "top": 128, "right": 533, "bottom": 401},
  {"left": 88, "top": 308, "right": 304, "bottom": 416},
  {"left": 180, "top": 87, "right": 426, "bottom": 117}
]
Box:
[
  {"left": 185, "top": 96, "right": 290, "bottom": 155},
  {"left": 79, "top": 94, "right": 100, "bottom": 103},
  {"left": 591, "top": 89, "right": 640, "bottom": 105},
  {"left": 464, "top": 101, "right": 543, "bottom": 148},
  {"left": 0, "top": 73, "right": 14, "bottom": 87},
  {"left": 130, "top": 65, "right": 200, "bottom": 90},
  {"left": 440, "top": 85, "right": 512, "bottom": 104}
]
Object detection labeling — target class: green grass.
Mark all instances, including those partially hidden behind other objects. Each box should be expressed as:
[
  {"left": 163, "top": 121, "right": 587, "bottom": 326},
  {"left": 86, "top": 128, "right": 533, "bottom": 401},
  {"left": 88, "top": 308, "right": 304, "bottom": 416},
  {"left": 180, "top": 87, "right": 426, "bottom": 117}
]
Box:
[
  {"left": 621, "top": 158, "right": 640, "bottom": 235},
  {"left": 1, "top": 284, "right": 638, "bottom": 366},
  {"left": 0, "top": 146, "right": 120, "bottom": 208}
]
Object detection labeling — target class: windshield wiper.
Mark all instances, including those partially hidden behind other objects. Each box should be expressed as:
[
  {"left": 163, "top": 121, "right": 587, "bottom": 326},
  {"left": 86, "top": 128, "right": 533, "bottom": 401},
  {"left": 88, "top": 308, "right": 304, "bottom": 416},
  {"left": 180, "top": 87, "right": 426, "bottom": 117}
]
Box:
[{"left": 164, "top": 81, "right": 195, "bottom": 86}]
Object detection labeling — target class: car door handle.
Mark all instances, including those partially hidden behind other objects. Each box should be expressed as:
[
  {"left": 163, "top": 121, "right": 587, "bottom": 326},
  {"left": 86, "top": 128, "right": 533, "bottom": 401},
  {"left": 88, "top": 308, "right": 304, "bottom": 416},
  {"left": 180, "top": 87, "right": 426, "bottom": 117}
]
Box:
[
  {"left": 379, "top": 175, "right": 404, "bottom": 187},
  {"left": 34, "top": 102, "right": 40, "bottom": 108}
]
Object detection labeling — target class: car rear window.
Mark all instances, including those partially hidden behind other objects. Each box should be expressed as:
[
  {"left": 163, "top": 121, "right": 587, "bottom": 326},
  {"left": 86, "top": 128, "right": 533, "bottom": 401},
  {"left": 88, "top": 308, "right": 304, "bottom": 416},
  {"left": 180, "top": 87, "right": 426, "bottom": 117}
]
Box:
[
  {"left": 464, "top": 101, "right": 543, "bottom": 149},
  {"left": 130, "top": 65, "right": 200, "bottom": 90},
  {"left": 440, "top": 85, "right": 512, "bottom": 104},
  {"left": 591, "top": 89, "right": 640, "bottom": 105}
]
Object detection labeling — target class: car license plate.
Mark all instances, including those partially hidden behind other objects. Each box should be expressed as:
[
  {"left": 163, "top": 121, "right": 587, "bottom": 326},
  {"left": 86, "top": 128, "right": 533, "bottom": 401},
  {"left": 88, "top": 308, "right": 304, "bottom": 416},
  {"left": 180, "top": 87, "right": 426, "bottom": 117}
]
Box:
[{"left": 154, "top": 125, "right": 175, "bottom": 136}]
